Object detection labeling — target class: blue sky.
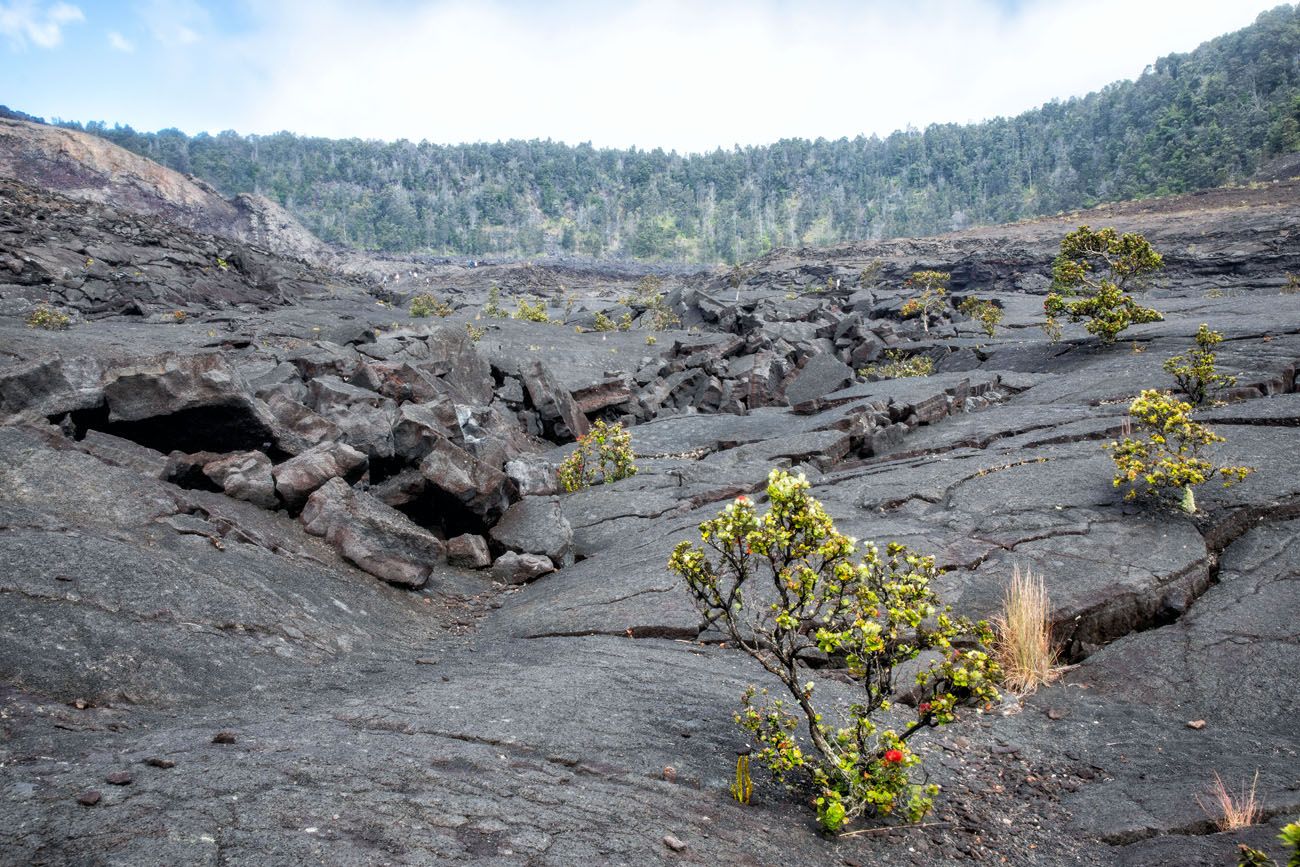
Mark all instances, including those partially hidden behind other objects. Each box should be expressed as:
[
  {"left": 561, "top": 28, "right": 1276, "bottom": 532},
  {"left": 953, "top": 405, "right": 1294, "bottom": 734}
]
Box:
[{"left": 0, "top": 0, "right": 1285, "bottom": 153}]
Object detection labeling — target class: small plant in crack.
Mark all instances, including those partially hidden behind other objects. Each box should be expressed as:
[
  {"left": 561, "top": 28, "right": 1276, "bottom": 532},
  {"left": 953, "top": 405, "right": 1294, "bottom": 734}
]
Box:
[
  {"left": 669, "top": 469, "right": 1000, "bottom": 832},
  {"left": 900, "top": 271, "right": 949, "bottom": 335},
  {"left": 858, "top": 350, "right": 934, "bottom": 380},
  {"left": 1105, "top": 389, "right": 1254, "bottom": 513},
  {"left": 1199, "top": 770, "right": 1261, "bottom": 832},
  {"left": 26, "top": 304, "right": 71, "bottom": 330},
  {"left": 557, "top": 419, "right": 637, "bottom": 492},
  {"left": 993, "top": 565, "right": 1059, "bottom": 695},
  {"left": 409, "top": 293, "right": 453, "bottom": 318},
  {"left": 957, "top": 296, "right": 1003, "bottom": 337},
  {"left": 1163, "top": 323, "right": 1236, "bottom": 407}
]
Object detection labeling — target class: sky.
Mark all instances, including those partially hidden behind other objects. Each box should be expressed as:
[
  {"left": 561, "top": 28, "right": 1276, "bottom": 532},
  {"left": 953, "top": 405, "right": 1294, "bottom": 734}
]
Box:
[{"left": 0, "top": 0, "right": 1287, "bottom": 154}]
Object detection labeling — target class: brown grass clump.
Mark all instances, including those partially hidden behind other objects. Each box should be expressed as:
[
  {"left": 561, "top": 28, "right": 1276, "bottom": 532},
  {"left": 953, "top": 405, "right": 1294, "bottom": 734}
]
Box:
[
  {"left": 1198, "top": 770, "right": 1260, "bottom": 831},
  {"left": 994, "top": 565, "right": 1059, "bottom": 695}
]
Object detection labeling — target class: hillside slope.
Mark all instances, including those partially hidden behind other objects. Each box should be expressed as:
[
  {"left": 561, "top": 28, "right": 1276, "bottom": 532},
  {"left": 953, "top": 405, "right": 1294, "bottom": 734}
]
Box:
[{"left": 0, "top": 117, "right": 324, "bottom": 259}]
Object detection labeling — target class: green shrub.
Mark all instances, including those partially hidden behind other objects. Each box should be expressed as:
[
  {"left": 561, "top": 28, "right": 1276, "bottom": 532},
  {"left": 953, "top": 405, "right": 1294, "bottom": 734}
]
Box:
[
  {"left": 1043, "top": 226, "right": 1164, "bottom": 344},
  {"left": 670, "top": 470, "right": 999, "bottom": 832},
  {"left": 483, "top": 287, "right": 509, "bottom": 319},
  {"left": 513, "top": 296, "right": 551, "bottom": 323},
  {"left": 465, "top": 322, "right": 485, "bottom": 342},
  {"left": 26, "top": 304, "right": 71, "bottom": 330},
  {"left": 410, "top": 293, "right": 452, "bottom": 318},
  {"left": 1163, "top": 323, "right": 1236, "bottom": 406},
  {"left": 1106, "top": 389, "right": 1254, "bottom": 513},
  {"left": 858, "top": 350, "right": 934, "bottom": 380},
  {"left": 592, "top": 311, "right": 618, "bottom": 332},
  {"left": 557, "top": 419, "right": 637, "bottom": 492},
  {"left": 900, "top": 271, "right": 949, "bottom": 334},
  {"left": 957, "top": 296, "right": 1003, "bottom": 337},
  {"left": 859, "top": 260, "right": 884, "bottom": 287},
  {"left": 1236, "top": 820, "right": 1300, "bottom": 867},
  {"left": 1282, "top": 274, "right": 1300, "bottom": 295}
]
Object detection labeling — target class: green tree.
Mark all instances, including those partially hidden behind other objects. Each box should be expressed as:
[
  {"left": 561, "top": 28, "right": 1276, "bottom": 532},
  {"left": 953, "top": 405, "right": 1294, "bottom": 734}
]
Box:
[{"left": 1044, "top": 226, "right": 1165, "bottom": 344}]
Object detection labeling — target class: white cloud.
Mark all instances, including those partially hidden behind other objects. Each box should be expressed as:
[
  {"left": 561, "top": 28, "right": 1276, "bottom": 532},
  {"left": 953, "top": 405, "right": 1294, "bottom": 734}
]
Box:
[
  {"left": 107, "top": 29, "right": 134, "bottom": 52},
  {"left": 139, "top": 0, "right": 205, "bottom": 47},
  {"left": 226, "top": 0, "right": 1279, "bottom": 153},
  {"left": 0, "top": 0, "right": 84, "bottom": 49}
]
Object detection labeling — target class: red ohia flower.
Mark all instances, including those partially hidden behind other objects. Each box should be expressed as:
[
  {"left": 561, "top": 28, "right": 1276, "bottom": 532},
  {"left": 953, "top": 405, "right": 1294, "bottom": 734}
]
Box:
[
  {"left": 884, "top": 749, "right": 904, "bottom": 763},
  {"left": 918, "top": 702, "right": 931, "bottom": 714}
]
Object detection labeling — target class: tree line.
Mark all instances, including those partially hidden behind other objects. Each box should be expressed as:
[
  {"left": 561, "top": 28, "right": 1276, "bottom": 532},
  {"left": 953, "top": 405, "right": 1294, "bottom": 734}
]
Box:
[{"left": 55, "top": 5, "right": 1300, "bottom": 263}]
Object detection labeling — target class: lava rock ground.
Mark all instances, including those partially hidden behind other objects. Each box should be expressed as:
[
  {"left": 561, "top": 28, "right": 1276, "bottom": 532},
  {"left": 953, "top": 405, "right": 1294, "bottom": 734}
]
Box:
[{"left": 2, "top": 173, "right": 1300, "bottom": 866}]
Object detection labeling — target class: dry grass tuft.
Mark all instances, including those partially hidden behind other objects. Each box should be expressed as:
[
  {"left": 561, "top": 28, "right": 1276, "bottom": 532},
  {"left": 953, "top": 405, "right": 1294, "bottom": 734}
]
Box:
[
  {"left": 1198, "top": 770, "right": 1261, "bottom": 831},
  {"left": 994, "top": 565, "right": 1059, "bottom": 695}
]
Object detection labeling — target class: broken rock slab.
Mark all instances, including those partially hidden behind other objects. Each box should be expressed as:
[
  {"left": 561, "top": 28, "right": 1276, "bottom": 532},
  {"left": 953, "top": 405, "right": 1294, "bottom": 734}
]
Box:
[
  {"left": 489, "top": 496, "right": 574, "bottom": 566},
  {"left": 202, "top": 450, "right": 278, "bottom": 509},
  {"left": 272, "top": 441, "right": 368, "bottom": 511},
  {"left": 418, "top": 438, "right": 512, "bottom": 520},
  {"left": 490, "top": 551, "right": 555, "bottom": 585},
  {"left": 446, "top": 534, "right": 492, "bottom": 569},
  {"left": 300, "top": 477, "right": 445, "bottom": 589}
]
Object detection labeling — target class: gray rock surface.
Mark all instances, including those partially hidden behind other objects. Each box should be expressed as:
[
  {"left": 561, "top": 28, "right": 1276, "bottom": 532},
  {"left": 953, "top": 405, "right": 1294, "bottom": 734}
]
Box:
[
  {"left": 300, "top": 478, "right": 446, "bottom": 588},
  {"left": 489, "top": 496, "right": 574, "bottom": 565},
  {"left": 272, "top": 441, "right": 368, "bottom": 511},
  {"left": 491, "top": 551, "right": 556, "bottom": 584}
]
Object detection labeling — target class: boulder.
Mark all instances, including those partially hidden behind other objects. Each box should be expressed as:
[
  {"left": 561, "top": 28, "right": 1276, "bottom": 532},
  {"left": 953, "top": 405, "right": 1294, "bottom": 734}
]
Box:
[
  {"left": 307, "top": 376, "right": 398, "bottom": 459},
  {"left": 446, "top": 534, "right": 492, "bottom": 569},
  {"left": 489, "top": 496, "right": 574, "bottom": 566},
  {"left": 784, "top": 353, "right": 855, "bottom": 408},
  {"left": 505, "top": 457, "right": 558, "bottom": 496},
  {"left": 202, "top": 451, "right": 278, "bottom": 509},
  {"left": 490, "top": 551, "right": 555, "bottom": 585},
  {"left": 418, "top": 438, "right": 512, "bottom": 520},
  {"left": 521, "top": 360, "right": 590, "bottom": 439},
  {"left": 300, "top": 478, "right": 444, "bottom": 588},
  {"left": 272, "top": 441, "right": 368, "bottom": 511},
  {"left": 391, "top": 401, "right": 455, "bottom": 462}
]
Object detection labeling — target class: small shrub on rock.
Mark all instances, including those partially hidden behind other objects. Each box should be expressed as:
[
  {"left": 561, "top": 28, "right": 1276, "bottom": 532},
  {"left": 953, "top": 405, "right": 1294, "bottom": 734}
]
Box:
[
  {"left": 465, "top": 322, "right": 485, "bottom": 342},
  {"left": 1043, "top": 226, "right": 1164, "bottom": 344},
  {"left": 557, "top": 420, "right": 637, "bottom": 492},
  {"left": 858, "top": 350, "right": 934, "bottom": 380},
  {"left": 1282, "top": 274, "right": 1300, "bottom": 295},
  {"left": 410, "top": 293, "right": 452, "bottom": 318},
  {"left": 957, "top": 296, "right": 1003, "bottom": 337},
  {"left": 513, "top": 297, "right": 551, "bottom": 323},
  {"left": 1106, "top": 389, "right": 1254, "bottom": 513},
  {"left": 1164, "top": 323, "right": 1236, "bottom": 406},
  {"left": 670, "top": 470, "right": 1000, "bottom": 832},
  {"left": 26, "top": 304, "right": 71, "bottom": 330},
  {"left": 900, "top": 271, "right": 949, "bottom": 334},
  {"left": 593, "top": 311, "right": 618, "bottom": 332},
  {"left": 483, "top": 287, "right": 509, "bottom": 318}
]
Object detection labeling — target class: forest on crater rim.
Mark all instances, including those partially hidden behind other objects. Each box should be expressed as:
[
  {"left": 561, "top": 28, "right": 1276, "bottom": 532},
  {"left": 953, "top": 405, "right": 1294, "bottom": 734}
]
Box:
[{"left": 39, "top": 5, "right": 1300, "bottom": 262}]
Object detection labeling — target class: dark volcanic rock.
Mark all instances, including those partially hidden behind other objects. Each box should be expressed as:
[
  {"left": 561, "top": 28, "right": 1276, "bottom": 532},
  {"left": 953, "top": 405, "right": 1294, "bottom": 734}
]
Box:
[
  {"left": 300, "top": 477, "right": 445, "bottom": 588},
  {"left": 490, "top": 551, "right": 555, "bottom": 584},
  {"left": 5, "top": 158, "right": 1300, "bottom": 867},
  {"left": 489, "top": 496, "right": 574, "bottom": 566},
  {"left": 784, "top": 352, "right": 855, "bottom": 408},
  {"left": 418, "top": 438, "right": 512, "bottom": 520},
  {"left": 202, "top": 450, "right": 277, "bottom": 509},
  {"left": 271, "top": 441, "right": 368, "bottom": 511},
  {"left": 446, "top": 533, "right": 492, "bottom": 569}
]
